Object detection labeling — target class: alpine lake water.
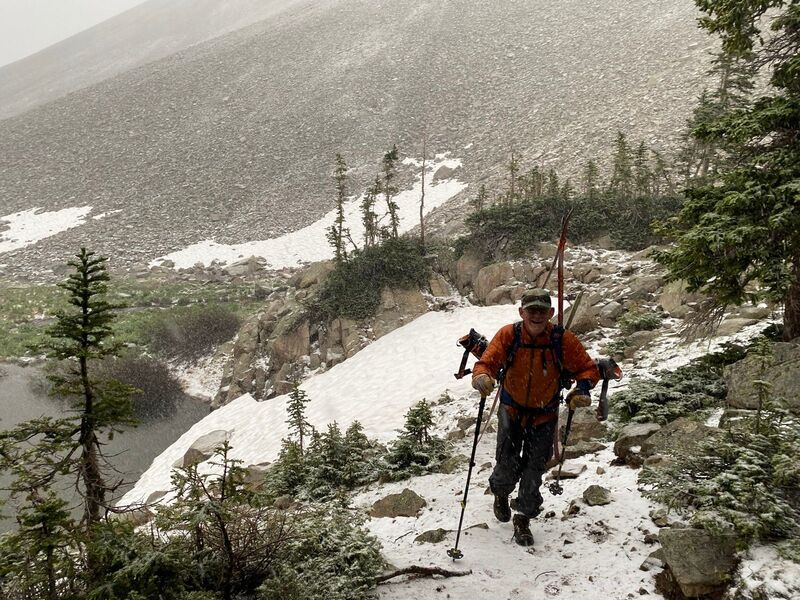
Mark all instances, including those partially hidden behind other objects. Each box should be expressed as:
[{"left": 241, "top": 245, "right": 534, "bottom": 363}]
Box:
[{"left": 0, "top": 361, "right": 209, "bottom": 533}]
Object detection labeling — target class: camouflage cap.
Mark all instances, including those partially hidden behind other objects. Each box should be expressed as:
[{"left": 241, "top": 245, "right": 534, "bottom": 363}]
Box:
[{"left": 520, "top": 288, "right": 552, "bottom": 310}]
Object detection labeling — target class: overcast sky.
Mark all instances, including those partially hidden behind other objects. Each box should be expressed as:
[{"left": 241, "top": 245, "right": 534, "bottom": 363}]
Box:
[{"left": 0, "top": 0, "right": 147, "bottom": 67}]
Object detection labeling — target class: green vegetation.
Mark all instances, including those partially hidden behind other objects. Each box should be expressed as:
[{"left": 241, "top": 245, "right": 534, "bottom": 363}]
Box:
[
  {"left": 315, "top": 237, "right": 430, "bottom": 321},
  {"left": 264, "top": 400, "right": 452, "bottom": 501},
  {"left": 611, "top": 342, "right": 748, "bottom": 426},
  {"left": 0, "top": 277, "right": 259, "bottom": 359},
  {"left": 142, "top": 304, "right": 241, "bottom": 361},
  {"left": 617, "top": 307, "right": 664, "bottom": 336},
  {"left": 655, "top": 0, "right": 800, "bottom": 340},
  {"left": 457, "top": 141, "right": 682, "bottom": 260},
  {"left": 640, "top": 407, "right": 800, "bottom": 552},
  {"left": 97, "top": 353, "right": 185, "bottom": 420}
]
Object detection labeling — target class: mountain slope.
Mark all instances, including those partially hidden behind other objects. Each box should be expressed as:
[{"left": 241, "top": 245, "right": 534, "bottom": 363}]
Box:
[
  {"left": 0, "top": 0, "right": 313, "bottom": 120},
  {"left": 0, "top": 0, "right": 712, "bottom": 278}
]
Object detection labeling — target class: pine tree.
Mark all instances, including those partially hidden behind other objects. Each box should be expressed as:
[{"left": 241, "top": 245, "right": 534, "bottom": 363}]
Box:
[
  {"left": 507, "top": 151, "right": 520, "bottom": 206},
  {"left": 608, "top": 132, "right": 633, "bottom": 198},
  {"left": 286, "top": 375, "right": 312, "bottom": 454},
  {"left": 560, "top": 178, "right": 574, "bottom": 201},
  {"left": 327, "top": 153, "right": 349, "bottom": 263},
  {"left": 633, "top": 141, "right": 652, "bottom": 197},
  {"left": 545, "top": 168, "right": 560, "bottom": 198},
  {"left": 582, "top": 160, "right": 600, "bottom": 200},
  {"left": 472, "top": 184, "right": 489, "bottom": 212},
  {"left": 361, "top": 176, "right": 380, "bottom": 248},
  {"left": 382, "top": 145, "right": 400, "bottom": 238},
  {"left": 43, "top": 249, "right": 137, "bottom": 527},
  {"left": 656, "top": 0, "right": 800, "bottom": 340}
]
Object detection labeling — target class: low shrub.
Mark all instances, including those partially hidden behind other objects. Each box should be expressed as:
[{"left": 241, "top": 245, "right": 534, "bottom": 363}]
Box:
[
  {"left": 611, "top": 342, "right": 748, "bottom": 426},
  {"left": 458, "top": 193, "right": 682, "bottom": 261},
  {"left": 142, "top": 303, "right": 241, "bottom": 360},
  {"left": 617, "top": 307, "right": 663, "bottom": 335},
  {"left": 315, "top": 237, "right": 429, "bottom": 321},
  {"left": 640, "top": 409, "right": 800, "bottom": 551},
  {"left": 98, "top": 353, "right": 185, "bottom": 420}
]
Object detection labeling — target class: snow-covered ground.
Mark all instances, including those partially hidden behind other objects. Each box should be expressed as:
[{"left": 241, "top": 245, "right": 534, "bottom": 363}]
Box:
[
  {"left": 0, "top": 206, "right": 94, "bottom": 253},
  {"left": 120, "top": 289, "right": 798, "bottom": 598},
  {"left": 150, "top": 154, "right": 466, "bottom": 270}
]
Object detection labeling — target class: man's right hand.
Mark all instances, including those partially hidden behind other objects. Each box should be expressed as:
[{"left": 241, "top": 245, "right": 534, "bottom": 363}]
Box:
[{"left": 472, "top": 373, "right": 495, "bottom": 396}]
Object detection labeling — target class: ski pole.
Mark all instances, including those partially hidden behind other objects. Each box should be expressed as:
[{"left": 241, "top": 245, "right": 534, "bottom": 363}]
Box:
[
  {"left": 447, "top": 393, "right": 487, "bottom": 560},
  {"left": 547, "top": 407, "right": 574, "bottom": 495}
]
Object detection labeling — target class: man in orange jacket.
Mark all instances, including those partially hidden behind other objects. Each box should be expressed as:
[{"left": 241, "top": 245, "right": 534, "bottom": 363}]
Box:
[{"left": 472, "top": 288, "right": 599, "bottom": 546}]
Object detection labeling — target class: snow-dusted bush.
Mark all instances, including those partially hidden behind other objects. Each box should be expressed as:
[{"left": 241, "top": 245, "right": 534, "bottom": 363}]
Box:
[
  {"left": 142, "top": 303, "right": 241, "bottom": 360},
  {"left": 640, "top": 409, "right": 800, "bottom": 551},
  {"left": 611, "top": 342, "right": 747, "bottom": 426},
  {"left": 617, "top": 307, "right": 663, "bottom": 335},
  {"left": 381, "top": 400, "right": 451, "bottom": 481},
  {"left": 315, "top": 237, "right": 429, "bottom": 321},
  {"left": 258, "top": 508, "right": 384, "bottom": 600}
]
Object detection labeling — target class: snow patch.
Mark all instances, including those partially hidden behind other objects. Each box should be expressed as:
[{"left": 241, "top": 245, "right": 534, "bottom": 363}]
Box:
[
  {"left": 151, "top": 154, "right": 467, "bottom": 270},
  {"left": 0, "top": 206, "right": 93, "bottom": 253}
]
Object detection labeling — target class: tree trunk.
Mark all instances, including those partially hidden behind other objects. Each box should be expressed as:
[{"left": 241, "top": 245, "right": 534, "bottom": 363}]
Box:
[{"left": 784, "top": 258, "right": 800, "bottom": 341}]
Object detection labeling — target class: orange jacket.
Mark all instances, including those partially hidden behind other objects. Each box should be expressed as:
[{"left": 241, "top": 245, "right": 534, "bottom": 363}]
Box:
[{"left": 472, "top": 322, "right": 599, "bottom": 425}]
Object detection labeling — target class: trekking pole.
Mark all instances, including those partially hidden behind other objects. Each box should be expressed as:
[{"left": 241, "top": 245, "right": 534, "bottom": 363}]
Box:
[
  {"left": 447, "top": 393, "right": 487, "bottom": 560},
  {"left": 547, "top": 407, "right": 574, "bottom": 495}
]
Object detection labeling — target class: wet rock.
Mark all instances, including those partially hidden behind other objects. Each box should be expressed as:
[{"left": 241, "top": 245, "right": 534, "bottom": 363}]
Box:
[
  {"left": 657, "top": 528, "right": 738, "bottom": 598},
  {"left": 415, "top": 528, "right": 449, "bottom": 543},
  {"left": 582, "top": 485, "right": 612, "bottom": 506},
  {"left": 182, "top": 429, "right": 230, "bottom": 467},
  {"left": 370, "top": 488, "right": 427, "bottom": 518},
  {"left": 614, "top": 422, "right": 661, "bottom": 463}
]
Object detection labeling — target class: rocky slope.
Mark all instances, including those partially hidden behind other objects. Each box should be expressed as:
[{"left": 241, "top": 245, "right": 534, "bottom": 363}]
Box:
[{"left": 0, "top": 0, "right": 713, "bottom": 280}]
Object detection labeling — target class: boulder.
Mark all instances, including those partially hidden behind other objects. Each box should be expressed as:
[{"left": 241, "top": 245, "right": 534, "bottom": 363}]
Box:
[
  {"left": 373, "top": 287, "right": 428, "bottom": 338},
  {"left": 628, "top": 275, "right": 664, "bottom": 300},
  {"left": 271, "top": 319, "right": 311, "bottom": 366},
  {"left": 627, "top": 329, "right": 659, "bottom": 350},
  {"left": 225, "top": 255, "right": 263, "bottom": 277},
  {"left": 582, "top": 485, "right": 612, "bottom": 506},
  {"left": 657, "top": 528, "right": 738, "bottom": 598},
  {"left": 724, "top": 341, "right": 800, "bottom": 414},
  {"left": 715, "top": 317, "right": 758, "bottom": 337},
  {"left": 485, "top": 285, "right": 516, "bottom": 305},
  {"left": 455, "top": 250, "right": 483, "bottom": 291},
  {"left": 563, "top": 302, "right": 600, "bottom": 335},
  {"left": 657, "top": 280, "right": 704, "bottom": 316},
  {"left": 182, "top": 430, "right": 230, "bottom": 467},
  {"left": 560, "top": 406, "right": 607, "bottom": 443},
  {"left": 297, "top": 260, "right": 335, "bottom": 288},
  {"left": 641, "top": 417, "right": 721, "bottom": 458},
  {"left": 433, "top": 164, "right": 458, "bottom": 181},
  {"left": 598, "top": 301, "right": 625, "bottom": 327},
  {"left": 547, "top": 461, "right": 586, "bottom": 479},
  {"left": 439, "top": 454, "right": 468, "bottom": 474},
  {"left": 614, "top": 422, "right": 661, "bottom": 462},
  {"left": 446, "top": 429, "right": 466, "bottom": 441},
  {"left": 474, "top": 262, "right": 514, "bottom": 303},
  {"left": 414, "top": 528, "right": 449, "bottom": 544},
  {"left": 563, "top": 440, "right": 606, "bottom": 460},
  {"left": 369, "top": 488, "right": 427, "bottom": 518},
  {"left": 428, "top": 273, "right": 451, "bottom": 297}
]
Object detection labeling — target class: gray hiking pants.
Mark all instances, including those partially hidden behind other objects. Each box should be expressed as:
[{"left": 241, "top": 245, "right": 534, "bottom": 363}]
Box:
[{"left": 489, "top": 405, "right": 557, "bottom": 517}]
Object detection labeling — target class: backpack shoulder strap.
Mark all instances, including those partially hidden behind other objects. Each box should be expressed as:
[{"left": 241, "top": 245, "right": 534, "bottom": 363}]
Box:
[{"left": 498, "top": 321, "right": 523, "bottom": 383}]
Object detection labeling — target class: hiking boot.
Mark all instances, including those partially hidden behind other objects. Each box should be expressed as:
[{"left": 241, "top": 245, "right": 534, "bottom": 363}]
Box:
[
  {"left": 512, "top": 514, "right": 535, "bottom": 546},
  {"left": 493, "top": 494, "right": 511, "bottom": 522}
]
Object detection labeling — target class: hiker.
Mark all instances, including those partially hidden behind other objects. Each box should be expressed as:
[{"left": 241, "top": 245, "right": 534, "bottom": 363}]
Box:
[{"left": 471, "top": 287, "right": 600, "bottom": 546}]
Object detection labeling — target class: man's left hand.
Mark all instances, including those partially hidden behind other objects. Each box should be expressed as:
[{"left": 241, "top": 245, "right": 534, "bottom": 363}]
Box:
[{"left": 565, "top": 388, "right": 591, "bottom": 410}]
